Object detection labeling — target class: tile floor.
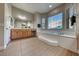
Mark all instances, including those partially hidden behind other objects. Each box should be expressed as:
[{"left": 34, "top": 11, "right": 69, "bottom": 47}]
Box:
[{"left": 0, "top": 37, "right": 78, "bottom": 56}]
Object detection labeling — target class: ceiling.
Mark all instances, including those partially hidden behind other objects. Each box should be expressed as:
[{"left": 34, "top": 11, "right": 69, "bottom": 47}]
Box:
[{"left": 11, "top": 3, "right": 62, "bottom": 13}]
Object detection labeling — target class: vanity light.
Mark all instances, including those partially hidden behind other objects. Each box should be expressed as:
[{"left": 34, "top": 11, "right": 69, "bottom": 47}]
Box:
[
  {"left": 49, "top": 4, "right": 52, "bottom": 8},
  {"left": 27, "top": 22, "right": 31, "bottom": 27},
  {"left": 18, "top": 15, "right": 26, "bottom": 20}
]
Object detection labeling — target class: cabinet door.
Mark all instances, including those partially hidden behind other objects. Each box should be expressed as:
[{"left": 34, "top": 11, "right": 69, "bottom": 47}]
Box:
[
  {"left": 22, "top": 30, "right": 24, "bottom": 38},
  {"left": 28, "top": 30, "right": 30, "bottom": 37},
  {"left": 29, "top": 30, "right": 32, "bottom": 37},
  {"left": 18, "top": 30, "right": 22, "bottom": 38},
  {"left": 25, "top": 30, "right": 28, "bottom": 37},
  {"left": 24, "top": 30, "right": 27, "bottom": 38},
  {"left": 11, "top": 30, "right": 15, "bottom": 39},
  {"left": 16, "top": 30, "right": 19, "bottom": 39},
  {"left": 11, "top": 31, "right": 14, "bottom": 39}
]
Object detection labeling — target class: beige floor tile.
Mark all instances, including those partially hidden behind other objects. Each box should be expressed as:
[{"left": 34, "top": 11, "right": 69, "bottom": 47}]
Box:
[{"left": 0, "top": 37, "right": 78, "bottom": 56}]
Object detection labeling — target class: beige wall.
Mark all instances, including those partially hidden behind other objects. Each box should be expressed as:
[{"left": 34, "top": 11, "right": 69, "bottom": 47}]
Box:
[
  {"left": 33, "top": 13, "right": 41, "bottom": 30},
  {"left": 76, "top": 4, "right": 79, "bottom": 51},
  {"left": 0, "top": 3, "right": 4, "bottom": 50}
]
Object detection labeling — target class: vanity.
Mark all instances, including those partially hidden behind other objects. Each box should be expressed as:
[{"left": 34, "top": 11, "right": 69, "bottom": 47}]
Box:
[{"left": 11, "top": 29, "right": 36, "bottom": 40}]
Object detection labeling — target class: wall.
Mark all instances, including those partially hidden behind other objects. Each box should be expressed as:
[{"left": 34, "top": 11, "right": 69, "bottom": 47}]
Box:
[
  {"left": 0, "top": 3, "right": 4, "bottom": 50},
  {"left": 76, "top": 4, "right": 79, "bottom": 53},
  {"left": 33, "top": 13, "right": 41, "bottom": 30}
]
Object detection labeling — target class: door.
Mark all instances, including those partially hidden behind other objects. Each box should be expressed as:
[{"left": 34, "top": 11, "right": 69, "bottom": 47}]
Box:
[
  {"left": 4, "top": 4, "right": 11, "bottom": 48},
  {"left": 4, "top": 16, "right": 11, "bottom": 47}
]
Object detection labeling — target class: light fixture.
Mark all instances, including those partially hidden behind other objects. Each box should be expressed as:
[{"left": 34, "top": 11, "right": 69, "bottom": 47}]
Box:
[
  {"left": 18, "top": 15, "right": 26, "bottom": 20},
  {"left": 49, "top": 4, "right": 52, "bottom": 8},
  {"left": 27, "top": 22, "right": 31, "bottom": 27}
]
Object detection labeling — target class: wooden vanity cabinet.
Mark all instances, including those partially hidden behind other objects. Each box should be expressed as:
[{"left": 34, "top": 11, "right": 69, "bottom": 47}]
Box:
[{"left": 11, "top": 29, "right": 36, "bottom": 40}]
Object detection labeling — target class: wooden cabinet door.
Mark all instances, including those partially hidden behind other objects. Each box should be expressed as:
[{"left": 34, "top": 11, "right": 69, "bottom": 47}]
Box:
[
  {"left": 29, "top": 30, "right": 32, "bottom": 37},
  {"left": 16, "top": 30, "right": 19, "bottom": 39},
  {"left": 23, "top": 30, "right": 26, "bottom": 38},
  {"left": 28, "top": 30, "right": 30, "bottom": 37},
  {"left": 18, "top": 30, "right": 22, "bottom": 38},
  {"left": 12, "top": 30, "right": 17, "bottom": 39},
  {"left": 25, "top": 30, "right": 28, "bottom": 38},
  {"left": 27, "top": 29, "right": 29, "bottom": 37},
  {"left": 11, "top": 29, "right": 35, "bottom": 40},
  {"left": 22, "top": 30, "right": 24, "bottom": 38}
]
